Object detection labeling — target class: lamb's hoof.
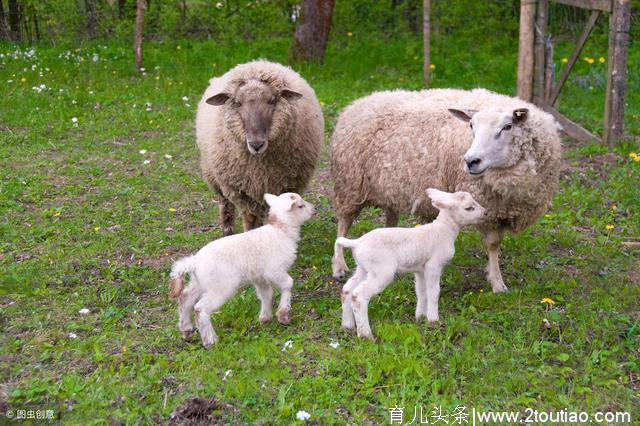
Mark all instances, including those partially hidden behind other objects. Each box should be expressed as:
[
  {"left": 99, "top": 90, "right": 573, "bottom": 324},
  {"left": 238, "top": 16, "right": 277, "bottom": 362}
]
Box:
[
  {"left": 276, "top": 309, "right": 291, "bottom": 325},
  {"left": 259, "top": 315, "right": 272, "bottom": 324},
  {"left": 331, "top": 264, "right": 349, "bottom": 281},
  {"left": 341, "top": 322, "right": 355, "bottom": 331},
  {"left": 181, "top": 328, "right": 195, "bottom": 340},
  {"left": 491, "top": 281, "right": 509, "bottom": 293},
  {"left": 358, "top": 333, "right": 376, "bottom": 341}
]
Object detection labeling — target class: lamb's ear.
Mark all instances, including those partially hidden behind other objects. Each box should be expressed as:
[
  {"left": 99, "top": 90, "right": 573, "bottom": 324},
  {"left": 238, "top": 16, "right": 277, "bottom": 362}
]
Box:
[
  {"left": 206, "top": 92, "right": 231, "bottom": 106},
  {"left": 448, "top": 108, "right": 477, "bottom": 122},
  {"left": 264, "top": 193, "right": 278, "bottom": 207},
  {"left": 512, "top": 108, "right": 529, "bottom": 124},
  {"left": 280, "top": 89, "right": 303, "bottom": 102},
  {"left": 426, "top": 188, "right": 454, "bottom": 209},
  {"left": 286, "top": 195, "right": 298, "bottom": 210}
]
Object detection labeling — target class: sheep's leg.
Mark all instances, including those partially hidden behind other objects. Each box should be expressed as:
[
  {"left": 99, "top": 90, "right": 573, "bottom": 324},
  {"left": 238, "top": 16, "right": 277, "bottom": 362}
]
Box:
[
  {"left": 242, "top": 211, "right": 260, "bottom": 232},
  {"left": 385, "top": 209, "right": 399, "bottom": 227},
  {"left": 424, "top": 262, "right": 443, "bottom": 323},
  {"left": 341, "top": 267, "right": 366, "bottom": 330},
  {"left": 254, "top": 282, "right": 273, "bottom": 324},
  {"left": 178, "top": 285, "right": 201, "bottom": 340},
  {"left": 269, "top": 273, "right": 294, "bottom": 325},
  {"left": 332, "top": 213, "right": 356, "bottom": 280},
  {"left": 218, "top": 194, "right": 236, "bottom": 236},
  {"left": 194, "top": 291, "right": 232, "bottom": 348},
  {"left": 351, "top": 269, "right": 394, "bottom": 340},
  {"left": 414, "top": 272, "right": 428, "bottom": 321},
  {"left": 482, "top": 229, "right": 508, "bottom": 293}
]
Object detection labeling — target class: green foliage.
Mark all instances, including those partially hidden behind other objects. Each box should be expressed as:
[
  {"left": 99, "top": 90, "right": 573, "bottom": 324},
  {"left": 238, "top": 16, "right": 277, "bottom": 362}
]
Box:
[{"left": 1, "top": 5, "right": 639, "bottom": 424}]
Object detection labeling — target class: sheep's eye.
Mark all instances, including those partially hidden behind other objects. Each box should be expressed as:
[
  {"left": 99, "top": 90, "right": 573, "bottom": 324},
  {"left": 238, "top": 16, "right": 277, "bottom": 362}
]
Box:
[
  {"left": 469, "top": 122, "right": 473, "bottom": 130},
  {"left": 298, "top": 204, "right": 304, "bottom": 209},
  {"left": 502, "top": 124, "right": 512, "bottom": 131},
  {"left": 465, "top": 206, "right": 475, "bottom": 211}
]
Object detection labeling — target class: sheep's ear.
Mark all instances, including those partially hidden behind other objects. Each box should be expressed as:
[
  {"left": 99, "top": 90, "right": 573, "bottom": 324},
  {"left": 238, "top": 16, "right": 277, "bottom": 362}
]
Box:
[
  {"left": 280, "top": 89, "right": 303, "bottom": 102},
  {"left": 448, "top": 108, "right": 477, "bottom": 122},
  {"left": 512, "top": 108, "right": 529, "bottom": 124},
  {"left": 264, "top": 193, "right": 278, "bottom": 207},
  {"left": 426, "top": 188, "right": 454, "bottom": 209},
  {"left": 206, "top": 92, "right": 231, "bottom": 106}
]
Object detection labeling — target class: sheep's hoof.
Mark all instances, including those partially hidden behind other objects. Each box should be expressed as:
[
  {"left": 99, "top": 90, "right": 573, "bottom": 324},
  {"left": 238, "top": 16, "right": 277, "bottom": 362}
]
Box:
[
  {"left": 259, "top": 315, "right": 272, "bottom": 324},
  {"left": 276, "top": 309, "right": 291, "bottom": 325},
  {"left": 341, "top": 322, "right": 355, "bottom": 331},
  {"left": 181, "top": 328, "right": 195, "bottom": 340},
  {"left": 491, "top": 281, "right": 509, "bottom": 293}
]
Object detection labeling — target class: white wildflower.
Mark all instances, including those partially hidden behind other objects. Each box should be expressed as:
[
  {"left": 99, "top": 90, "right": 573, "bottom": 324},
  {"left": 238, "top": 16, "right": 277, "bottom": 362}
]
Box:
[
  {"left": 282, "top": 340, "right": 293, "bottom": 352},
  {"left": 296, "top": 410, "right": 311, "bottom": 421},
  {"left": 71, "top": 117, "right": 78, "bottom": 127},
  {"left": 92, "top": 53, "right": 99, "bottom": 62},
  {"left": 139, "top": 149, "right": 147, "bottom": 155},
  {"left": 181, "top": 96, "right": 189, "bottom": 101},
  {"left": 329, "top": 341, "right": 339, "bottom": 349},
  {"left": 164, "top": 154, "right": 172, "bottom": 160},
  {"left": 78, "top": 308, "right": 90, "bottom": 315},
  {"left": 222, "top": 369, "right": 232, "bottom": 381},
  {"left": 216, "top": 2, "right": 224, "bottom": 9},
  {"left": 68, "top": 332, "right": 78, "bottom": 339},
  {"left": 143, "top": 160, "right": 151, "bottom": 165}
]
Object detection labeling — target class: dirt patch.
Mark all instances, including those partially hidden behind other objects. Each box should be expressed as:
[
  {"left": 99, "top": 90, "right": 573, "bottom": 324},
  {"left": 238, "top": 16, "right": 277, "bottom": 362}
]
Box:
[
  {"left": 560, "top": 151, "right": 619, "bottom": 182},
  {"left": 143, "top": 246, "right": 194, "bottom": 271},
  {"left": 169, "top": 396, "right": 238, "bottom": 425}
]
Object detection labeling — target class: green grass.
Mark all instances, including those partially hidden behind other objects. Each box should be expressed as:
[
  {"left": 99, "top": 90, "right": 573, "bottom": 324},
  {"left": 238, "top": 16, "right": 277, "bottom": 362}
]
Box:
[{"left": 1, "top": 33, "right": 639, "bottom": 424}]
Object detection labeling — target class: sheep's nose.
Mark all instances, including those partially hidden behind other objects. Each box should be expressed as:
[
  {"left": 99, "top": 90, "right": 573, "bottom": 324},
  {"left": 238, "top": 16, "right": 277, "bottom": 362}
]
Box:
[
  {"left": 248, "top": 140, "right": 265, "bottom": 152},
  {"left": 465, "top": 157, "right": 482, "bottom": 170}
]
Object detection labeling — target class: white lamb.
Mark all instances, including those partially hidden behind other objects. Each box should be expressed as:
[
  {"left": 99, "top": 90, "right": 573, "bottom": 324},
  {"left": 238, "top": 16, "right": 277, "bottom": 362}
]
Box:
[
  {"left": 336, "top": 189, "right": 486, "bottom": 340},
  {"left": 169, "top": 192, "right": 315, "bottom": 348}
]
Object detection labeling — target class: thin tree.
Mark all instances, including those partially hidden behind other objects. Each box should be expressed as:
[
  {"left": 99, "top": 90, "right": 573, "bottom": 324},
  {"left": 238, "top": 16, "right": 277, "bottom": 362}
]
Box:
[
  {"left": 85, "top": 0, "right": 97, "bottom": 38},
  {"left": 8, "top": 0, "right": 20, "bottom": 41},
  {"left": 290, "top": 0, "right": 335, "bottom": 62},
  {"left": 0, "top": 0, "right": 10, "bottom": 40},
  {"left": 423, "top": 0, "right": 430, "bottom": 86},
  {"left": 134, "top": 0, "right": 146, "bottom": 70}
]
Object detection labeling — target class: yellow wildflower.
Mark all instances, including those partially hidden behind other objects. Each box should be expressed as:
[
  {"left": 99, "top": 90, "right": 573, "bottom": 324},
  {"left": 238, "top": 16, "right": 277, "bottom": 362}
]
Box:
[
  {"left": 169, "top": 208, "right": 176, "bottom": 212},
  {"left": 585, "top": 57, "right": 594, "bottom": 64},
  {"left": 561, "top": 57, "right": 568, "bottom": 64},
  {"left": 21, "top": 77, "right": 26, "bottom": 82},
  {"left": 155, "top": 75, "right": 160, "bottom": 80},
  {"left": 611, "top": 205, "right": 617, "bottom": 210},
  {"left": 122, "top": 346, "right": 128, "bottom": 353},
  {"left": 598, "top": 57, "right": 605, "bottom": 63},
  {"left": 176, "top": 45, "right": 182, "bottom": 50},
  {"left": 94, "top": 226, "right": 100, "bottom": 231},
  {"left": 347, "top": 32, "right": 353, "bottom": 37},
  {"left": 606, "top": 224, "right": 614, "bottom": 230},
  {"left": 540, "top": 297, "right": 555, "bottom": 305},
  {"left": 53, "top": 211, "right": 61, "bottom": 218},
  {"left": 429, "top": 64, "right": 436, "bottom": 70}
]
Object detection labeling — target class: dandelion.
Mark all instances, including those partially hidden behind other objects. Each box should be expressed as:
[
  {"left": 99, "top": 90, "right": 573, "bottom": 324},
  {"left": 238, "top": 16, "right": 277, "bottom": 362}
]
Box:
[
  {"left": 629, "top": 152, "right": 640, "bottom": 162},
  {"left": 176, "top": 45, "right": 182, "bottom": 50},
  {"left": 611, "top": 205, "right": 617, "bottom": 210},
  {"left": 78, "top": 308, "right": 90, "bottom": 315},
  {"left": 94, "top": 226, "right": 100, "bottom": 231},
  {"left": 584, "top": 57, "right": 594, "bottom": 64},
  {"left": 296, "top": 410, "right": 311, "bottom": 421},
  {"left": 598, "top": 57, "right": 605, "bottom": 63},
  {"left": 122, "top": 346, "right": 128, "bottom": 353},
  {"left": 169, "top": 208, "right": 176, "bottom": 212},
  {"left": 429, "top": 63, "right": 436, "bottom": 70},
  {"left": 540, "top": 297, "right": 556, "bottom": 305},
  {"left": 605, "top": 224, "right": 614, "bottom": 230},
  {"left": 21, "top": 77, "right": 26, "bottom": 82},
  {"left": 347, "top": 32, "right": 353, "bottom": 37},
  {"left": 320, "top": 101, "right": 325, "bottom": 107},
  {"left": 329, "top": 341, "right": 339, "bottom": 349},
  {"left": 282, "top": 340, "right": 293, "bottom": 352},
  {"left": 53, "top": 211, "right": 61, "bottom": 218},
  {"left": 155, "top": 75, "right": 160, "bottom": 80},
  {"left": 561, "top": 57, "right": 568, "bottom": 64},
  {"left": 165, "top": 154, "right": 173, "bottom": 160},
  {"left": 139, "top": 149, "right": 147, "bottom": 155},
  {"left": 68, "top": 332, "right": 78, "bottom": 339}
]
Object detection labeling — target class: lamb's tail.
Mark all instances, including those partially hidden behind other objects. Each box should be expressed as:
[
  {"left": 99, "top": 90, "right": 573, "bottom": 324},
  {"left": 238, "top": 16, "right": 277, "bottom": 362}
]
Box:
[
  {"left": 334, "top": 237, "right": 359, "bottom": 253},
  {"left": 169, "top": 255, "right": 196, "bottom": 300}
]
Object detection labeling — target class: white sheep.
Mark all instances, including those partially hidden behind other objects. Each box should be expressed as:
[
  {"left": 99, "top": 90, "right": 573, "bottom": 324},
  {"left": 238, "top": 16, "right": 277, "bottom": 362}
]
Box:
[
  {"left": 196, "top": 60, "right": 324, "bottom": 235},
  {"left": 336, "top": 189, "right": 485, "bottom": 339},
  {"left": 330, "top": 88, "right": 562, "bottom": 292},
  {"left": 169, "top": 192, "right": 315, "bottom": 348}
]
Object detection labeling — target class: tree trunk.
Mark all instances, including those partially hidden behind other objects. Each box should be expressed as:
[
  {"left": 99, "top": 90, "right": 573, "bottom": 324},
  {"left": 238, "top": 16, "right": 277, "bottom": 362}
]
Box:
[
  {"left": 290, "top": 0, "right": 335, "bottom": 62},
  {"left": 85, "top": 0, "right": 97, "bottom": 38},
  {"left": 0, "top": 0, "right": 10, "bottom": 40},
  {"left": 8, "top": 0, "right": 20, "bottom": 41},
  {"left": 423, "top": 0, "right": 430, "bottom": 86},
  {"left": 118, "top": 0, "right": 126, "bottom": 18},
  {"left": 134, "top": 0, "right": 146, "bottom": 71}
]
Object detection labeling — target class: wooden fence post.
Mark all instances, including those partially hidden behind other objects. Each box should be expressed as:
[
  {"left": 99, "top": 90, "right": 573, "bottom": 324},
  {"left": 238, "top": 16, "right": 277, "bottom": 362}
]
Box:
[
  {"left": 603, "top": 0, "right": 631, "bottom": 147},
  {"left": 533, "top": 0, "right": 548, "bottom": 104},
  {"left": 134, "top": 0, "right": 147, "bottom": 71},
  {"left": 423, "top": 0, "right": 431, "bottom": 86},
  {"left": 517, "top": 0, "right": 536, "bottom": 101}
]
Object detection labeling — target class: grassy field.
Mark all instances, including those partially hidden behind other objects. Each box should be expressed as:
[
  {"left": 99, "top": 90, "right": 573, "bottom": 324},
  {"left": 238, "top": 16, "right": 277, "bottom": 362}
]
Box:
[{"left": 1, "top": 32, "right": 639, "bottom": 424}]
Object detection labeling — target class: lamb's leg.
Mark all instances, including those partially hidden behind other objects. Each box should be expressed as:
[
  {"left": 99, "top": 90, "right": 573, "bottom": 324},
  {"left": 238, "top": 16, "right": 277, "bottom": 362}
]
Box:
[
  {"left": 481, "top": 229, "right": 508, "bottom": 293},
  {"left": 385, "top": 209, "right": 399, "bottom": 227},
  {"left": 332, "top": 213, "right": 355, "bottom": 280},
  {"left": 242, "top": 211, "right": 260, "bottom": 232},
  {"left": 414, "top": 272, "right": 428, "bottom": 321},
  {"left": 254, "top": 282, "right": 273, "bottom": 324},
  {"left": 270, "top": 273, "right": 294, "bottom": 325},
  {"left": 218, "top": 194, "right": 236, "bottom": 236},
  {"left": 351, "top": 269, "right": 394, "bottom": 340},
  {"left": 424, "top": 262, "right": 444, "bottom": 323},
  {"left": 194, "top": 291, "right": 232, "bottom": 348},
  {"left": 178, "top": 285, "right": 201, "bottom": 339},
  {"left": 341, "top": 267, "right": 366, "bottom": 330}
]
